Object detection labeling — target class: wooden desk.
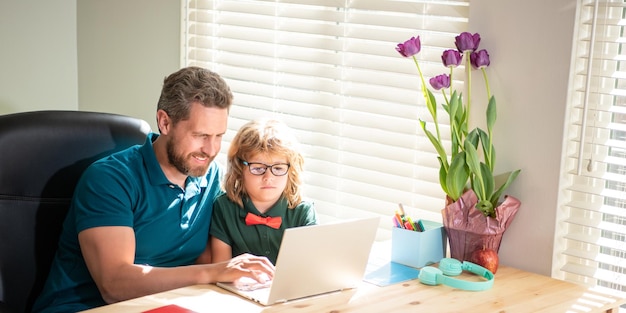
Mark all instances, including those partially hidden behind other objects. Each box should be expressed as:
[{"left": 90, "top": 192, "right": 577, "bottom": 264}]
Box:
[{"left": 82, "top": 243, "right": 626, "bottom": 313}]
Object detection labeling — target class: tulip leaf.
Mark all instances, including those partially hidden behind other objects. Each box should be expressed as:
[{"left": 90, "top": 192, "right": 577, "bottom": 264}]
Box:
[
  {"left": 486, "top": 95, "right": 497, "bottom": 133},
  {"left": 425, "top": 89, "right": 438, "bottom": 123},
  {"left": 455, "top": 94, "right": 468, "bottom": 136},
  {"left": 451, "top": 92, "right": 466, "bottom": 135},
  {"left": 441, "top": 102, "right": 450, "bottom": 115},
  {"left": 449, "top": 91, "right": 459, "bottom": 124},
  {"left": 448, "top": 92, "right": 465, "bottom": 156},
  {"left": 464, "top": 138, "right": 481, "bottom": 174},
  {"left": 466, "top": 128, "right": 480, "bottom": 151},
  {"left": 464, "top": 139, "right": 486, "bottom": 199},
  {"left": 451, "top": 134, "right": 461, "bottom": 158},
  {"left": 479, "top": 162, "right": 495, "bottom": 201},
  {"left": 476, "top": 128, "right": 494, "bottom": 170},
  {"left": 446, "top": 152, "right": 469, "bottom": 200},
  {"left": 420, "top": 120, "right": 449, "bottom": 171},
  {"left": 437, "top": 157, "right": 450, "bottom": 197},
  {"left": 472, "top": 177, "right": 485, "bottom": 203},
  {"left": 490, "top": 169, "right": 521, "bottom": 205}
]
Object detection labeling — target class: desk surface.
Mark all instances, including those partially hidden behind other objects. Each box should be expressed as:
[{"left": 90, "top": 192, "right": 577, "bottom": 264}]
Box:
[{"left": 82, "top": 243, "right": 626, "bottom": 313}]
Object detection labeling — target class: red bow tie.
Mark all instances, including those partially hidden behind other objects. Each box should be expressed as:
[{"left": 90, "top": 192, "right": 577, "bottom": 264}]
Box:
[{"left": 245, "top": 213, "right": 282, "bottom": 229}]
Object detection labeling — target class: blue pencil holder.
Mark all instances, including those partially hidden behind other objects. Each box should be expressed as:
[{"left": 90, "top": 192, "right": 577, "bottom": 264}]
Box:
[{"left": 391, "top": 222, "right": 447, "bottom": 268}]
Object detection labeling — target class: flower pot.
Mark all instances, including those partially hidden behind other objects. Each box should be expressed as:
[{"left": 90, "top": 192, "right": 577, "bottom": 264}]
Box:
[{"left": 441, "top": 189, "right": 521, "bottom": 265}]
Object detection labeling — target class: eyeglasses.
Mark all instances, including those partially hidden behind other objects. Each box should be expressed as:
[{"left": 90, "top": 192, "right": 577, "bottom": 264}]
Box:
[{"left": 242, "top": 160, "right": 290, "bottom": 176}]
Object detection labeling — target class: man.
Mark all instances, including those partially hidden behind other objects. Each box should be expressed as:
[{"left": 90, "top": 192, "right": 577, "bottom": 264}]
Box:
[{"left": 32, "top": 67, "right": 274, "bottom": 313}]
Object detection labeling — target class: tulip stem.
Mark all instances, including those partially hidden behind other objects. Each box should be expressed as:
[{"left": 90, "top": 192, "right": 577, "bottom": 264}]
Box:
[
  {"left": 413, "top": 56, "right": 426, "bottom": 89},
  {"left": 482, "top": 67, "right": 491, "bottom": 100},
  {"left": 413, "top": 56, "right": 442, "bottom": 143},
  {"left": 447, "top": 67, "right": 454, "bottom": 104},
  {"left": 465, "top": 53, "right": 471, "bottom": 135},
  {"left": 482, "top": 67, "right": 494, "bottom": 171}
]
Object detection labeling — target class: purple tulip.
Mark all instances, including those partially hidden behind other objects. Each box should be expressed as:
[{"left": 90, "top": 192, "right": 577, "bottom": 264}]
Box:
[
  {"left": 470, "top": 49, "right": 491, "bottom": 69},
  {"left": 441, "top": 49, "right": 462, "bottom": 68},
  {"left": 396, "top": 36, "right": 421, "bottom": 57},
  {"left": 429, "top": 74, "right": 450, "bottom": 90},
  {"left": 455, "top": 32, "right": 481, "bottom": 52}
]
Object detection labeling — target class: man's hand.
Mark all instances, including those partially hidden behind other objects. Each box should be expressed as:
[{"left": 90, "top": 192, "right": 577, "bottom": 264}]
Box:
[{"left": 214, "top": 253, "right": 275, "bottom": 284}]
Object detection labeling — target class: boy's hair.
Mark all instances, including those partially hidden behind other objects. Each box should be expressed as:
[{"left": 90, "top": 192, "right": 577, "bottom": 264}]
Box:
[{"left": 225, "top": 119, "right": 304, "bottom": 208}]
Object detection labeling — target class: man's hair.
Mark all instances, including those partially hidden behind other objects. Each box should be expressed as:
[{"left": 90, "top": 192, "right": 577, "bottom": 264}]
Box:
[
  {"left": 157, "top": 66, "right": 233, "bottom": 124},
  {"left": 225, "top": 119, "right": 305, "bottom": 209}
]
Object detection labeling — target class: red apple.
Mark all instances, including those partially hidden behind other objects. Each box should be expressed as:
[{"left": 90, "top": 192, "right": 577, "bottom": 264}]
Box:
[{"left": 470, "top": 247, "right": 499, "bottom": 274}]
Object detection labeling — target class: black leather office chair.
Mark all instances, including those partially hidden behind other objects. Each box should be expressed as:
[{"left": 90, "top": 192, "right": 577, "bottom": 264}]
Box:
[{"left": 0, "top": 110, "right": 151, "bottom": 313}]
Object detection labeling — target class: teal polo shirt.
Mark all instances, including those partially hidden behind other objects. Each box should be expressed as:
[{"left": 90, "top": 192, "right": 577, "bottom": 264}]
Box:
[
  {"left": 210, "top": 195, "right": 317, "bottom": 264},
  {"left": 32, "top": 133, "right": 223, "bottom": 313}
]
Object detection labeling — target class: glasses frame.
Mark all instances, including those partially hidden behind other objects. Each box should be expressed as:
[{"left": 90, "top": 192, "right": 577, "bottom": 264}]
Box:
[{"left": 242, "top": 160, "right": 291, "bottom": 176}]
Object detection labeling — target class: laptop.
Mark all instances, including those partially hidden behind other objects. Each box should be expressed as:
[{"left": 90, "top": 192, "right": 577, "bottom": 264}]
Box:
[{"left": 216, "top": 217, "right": 380, "bottom": 306}]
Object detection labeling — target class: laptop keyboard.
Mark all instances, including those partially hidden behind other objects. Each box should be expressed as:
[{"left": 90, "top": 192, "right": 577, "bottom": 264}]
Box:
[{"left": 233, "top": 276, "right": 273, "bottom": 291}]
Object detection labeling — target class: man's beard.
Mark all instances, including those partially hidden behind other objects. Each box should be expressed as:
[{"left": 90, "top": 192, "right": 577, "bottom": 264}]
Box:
[{"left": 166, "top": 139, "right": 211, "bottom": 177}]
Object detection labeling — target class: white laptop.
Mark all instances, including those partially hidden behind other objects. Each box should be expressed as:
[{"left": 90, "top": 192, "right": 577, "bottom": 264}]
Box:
[{"left": 216, "top": 217, "right": 380, "bottom": 306}]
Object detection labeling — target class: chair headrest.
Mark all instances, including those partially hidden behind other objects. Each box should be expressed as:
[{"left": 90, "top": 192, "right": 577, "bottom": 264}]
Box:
[{"left": 0, "top": 110, "right": 151, "bottom": 198}]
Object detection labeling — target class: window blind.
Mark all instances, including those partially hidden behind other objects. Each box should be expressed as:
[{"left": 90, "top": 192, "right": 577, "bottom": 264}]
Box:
[
  {"left": 182, "top": 0, "right": 469, "bottom": 235},
  {"left": 559, "top": 0, "right": 626, "bottom": 296}
]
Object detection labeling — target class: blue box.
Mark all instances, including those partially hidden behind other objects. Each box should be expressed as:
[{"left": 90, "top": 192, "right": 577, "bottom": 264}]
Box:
[{"left": 391, "top": 222, "right": 447, "bottom": 268}]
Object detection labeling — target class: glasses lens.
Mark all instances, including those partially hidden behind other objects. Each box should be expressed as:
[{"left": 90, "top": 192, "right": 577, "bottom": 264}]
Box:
[
  {"left": 270, "top": 164, "right": 289, "bottom": 176},
  {"left": 248, "top": 164, "right": 267, "bottom": 175}
]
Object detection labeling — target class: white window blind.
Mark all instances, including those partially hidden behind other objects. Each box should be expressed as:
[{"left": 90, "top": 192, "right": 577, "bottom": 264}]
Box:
[
  {"left": 181, "top": 0, "right": 469, "bottom": 233},
  {"left": 559, "top": 0, "right": 626, "bottom": 297}
]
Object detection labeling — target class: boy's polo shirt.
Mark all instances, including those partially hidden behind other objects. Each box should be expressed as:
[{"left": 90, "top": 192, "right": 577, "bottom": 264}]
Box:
[{"left": 210, "top": 195, "right": 317, "bottom": 264}]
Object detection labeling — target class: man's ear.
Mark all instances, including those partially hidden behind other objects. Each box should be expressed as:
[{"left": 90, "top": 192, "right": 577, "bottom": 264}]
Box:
[{"left": 156, "top": 109, "right": 171, "bottom": 134}]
